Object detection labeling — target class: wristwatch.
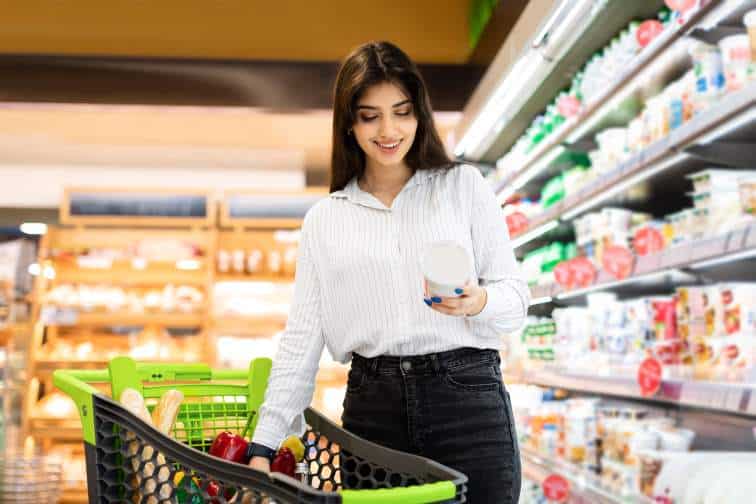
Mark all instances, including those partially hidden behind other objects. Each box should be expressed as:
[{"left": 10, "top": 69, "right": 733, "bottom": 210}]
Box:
[{"left": 247, "top": 442, "right": 277, "bottom": 463}]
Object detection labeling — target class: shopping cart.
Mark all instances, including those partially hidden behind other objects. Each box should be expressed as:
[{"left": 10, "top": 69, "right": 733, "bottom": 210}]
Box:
[{"left": 54, "top": 356, "right": 467, "bottom": 503}]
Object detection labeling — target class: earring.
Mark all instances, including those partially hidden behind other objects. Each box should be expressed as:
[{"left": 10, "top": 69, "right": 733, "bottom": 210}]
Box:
[{"left": 347, "top": 128, "right": 353, "bottom": 136}]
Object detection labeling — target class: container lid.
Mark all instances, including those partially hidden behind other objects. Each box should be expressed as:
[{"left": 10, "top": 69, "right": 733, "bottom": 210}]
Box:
[{"left": 421, "top": 241, "right": 471, "bottom": 286}]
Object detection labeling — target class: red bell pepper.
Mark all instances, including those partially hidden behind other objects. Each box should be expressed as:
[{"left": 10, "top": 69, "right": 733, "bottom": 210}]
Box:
[
  {"left": 208, "top": 412, "right": 255, "bottom": 464},
  {"left": 209, "top": 431, "right": 249, "bottom": 464},
  {"left": 270, "top": 447, "right": 296, "bottom": 478}
]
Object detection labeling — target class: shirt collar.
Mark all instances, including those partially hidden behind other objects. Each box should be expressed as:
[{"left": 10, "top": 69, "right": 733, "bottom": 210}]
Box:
[{"left": 329, "top": 168, "right": 442, "bottom": 203}]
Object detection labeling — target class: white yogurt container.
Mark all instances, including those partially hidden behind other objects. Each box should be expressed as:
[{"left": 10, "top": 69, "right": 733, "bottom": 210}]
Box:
[
  {"left": 421, "top": 241, "right": 472, "bottom": 298},
  {"left": 719, "top": 34, "right": 752, "bottom": 91}
]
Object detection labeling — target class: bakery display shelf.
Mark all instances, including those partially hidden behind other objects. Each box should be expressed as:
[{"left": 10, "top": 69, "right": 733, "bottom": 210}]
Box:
[
  {"left": 521, "top": 446, "right": 653, "bottom": 504},
  {"left": 44, "top": 310, "right": 205, "bottom": 328},
  {"left": 53, "top": 261, "right": 209, "bottom": 286},
  {"left": 33, "top": 358, "right": 197, "bottom": 375},
  {"left": 528, "top": 221, "right": 756, "bottom": 302},
  {"left": 60, "top": 486, "right": 89, "bottom": 504},
  {"left": 210, "top": 315, "right": 288, "bottom": 336},
  {"left": 511, "top": 81, "right": 756, "bottom": 247},
  {"left": 214, "top": 272, "right": 294, "bottom": 284},
  {"left": 510, "top": 368, "right": 756, "bottom": 419},
  {"left": 490, "top": 0, "right": 741, "bottom": 188},
  {"left": 29, "top": 418, "right": 83, "bottom": 440}
]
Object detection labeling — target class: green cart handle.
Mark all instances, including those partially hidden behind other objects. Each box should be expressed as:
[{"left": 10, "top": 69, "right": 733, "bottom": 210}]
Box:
[
  {"left": 339, "top": 482, "right": 457, "bottom": 503},
  {"left": 53, "top": 357, "right": 270, "bottom": 445}
]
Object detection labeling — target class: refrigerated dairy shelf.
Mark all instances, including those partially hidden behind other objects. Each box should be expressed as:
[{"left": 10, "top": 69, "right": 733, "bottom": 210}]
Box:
[
  {"left": 511, "top": 80, "right": 756, "bottom": 248},
  {"left": 491, "top": 0, "right": 744, "bottom": 195},
  {"left": 521, "top": 446, "right": 653, "bottom": 504},
  {"left": 508, "top": 368, "right": 756, "bottom": 418},
  {"left": 528, "top": 221, "right": 756, "bottom": 302}
]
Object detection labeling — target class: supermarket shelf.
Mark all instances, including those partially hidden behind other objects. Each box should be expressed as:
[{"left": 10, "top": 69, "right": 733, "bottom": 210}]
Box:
[
  {"left": 521, "top": 446, "right": 652, "bottom": 504},
  {"left": 512, "top": 81, "right": 756, "bottom": 249},
  {"left": 34, "top": 358, "right": 198, "bottom": 375},
  {"left": 45, "top": 310, "right": 205, "bottom": 328},
  {"left": 490, "top": 0, "right": 734, "bottom": 188},
  {"left": 29, "top": 418, "right": 83, "bottom": 440},
  {"left": 210, "top": 315, "right": 288, "bottom": 336},
  {"left": 214, "top": 273, "right": 294, "bottom": 284},
  {"left": 511, "top": 369, "right": 756, "bottom": 419},
  {"left": 528, "top": 222, "right": 756, "bottom": 302},
  {"left": 53, "top": 261, "right": 208, "bottom": 286},
  {"left": 481, "top": 0, "right": 701, "bottom": 164},
  {"left": 60, "top": 486, "right": 88, "bottom": 504}
]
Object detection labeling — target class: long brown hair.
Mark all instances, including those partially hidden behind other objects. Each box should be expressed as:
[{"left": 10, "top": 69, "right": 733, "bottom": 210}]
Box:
[{"left": 330, "top": 41, "right": 453, "bottom": 193}]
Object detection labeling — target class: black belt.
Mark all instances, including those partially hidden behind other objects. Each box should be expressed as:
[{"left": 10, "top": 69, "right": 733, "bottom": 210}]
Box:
[{"left": 351, "top": 347, "right": 500, "bottom": 376}]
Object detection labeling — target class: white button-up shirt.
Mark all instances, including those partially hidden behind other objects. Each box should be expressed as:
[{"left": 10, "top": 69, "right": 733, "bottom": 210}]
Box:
[{"left": 252, "top": 164, "right": 529, "bottom": 449}]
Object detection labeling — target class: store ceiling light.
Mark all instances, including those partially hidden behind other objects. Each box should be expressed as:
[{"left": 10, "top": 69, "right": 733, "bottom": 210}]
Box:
[
  {"left": 455, "top": 0, "right": 597, "bottom": 160},
  {"left": 20, "top": 222, "right": 47, "bottom": 235},
  {"left": 512, "top": 219, "right": 559, "bottom": 249},
  {"left": 455, "top": 54, "right": 545, "bottom": 159}
]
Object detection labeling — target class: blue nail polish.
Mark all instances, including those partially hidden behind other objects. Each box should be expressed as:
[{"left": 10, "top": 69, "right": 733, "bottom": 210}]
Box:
[
  {"left": 431, "top": 297, "right": 442, "bottom": 303},
  {"left": 424, "top": 299, "right": 432, "bottom": 306},
  {"left": 455, "top": 288, "right": 463, "bottom": 295}
]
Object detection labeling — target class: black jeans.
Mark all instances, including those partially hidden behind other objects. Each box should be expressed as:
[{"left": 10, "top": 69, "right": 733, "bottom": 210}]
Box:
[{"left": 341, "top": 347, "right": 521, "bottom": 503}]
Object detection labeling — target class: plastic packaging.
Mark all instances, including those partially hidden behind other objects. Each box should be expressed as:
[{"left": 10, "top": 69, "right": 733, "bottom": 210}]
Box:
[
  {"left": 718, "top": 34, "right": 752, "bottom": 91},
  {"left": 689, "top": 42, "right": 725, "bottom": 112}
]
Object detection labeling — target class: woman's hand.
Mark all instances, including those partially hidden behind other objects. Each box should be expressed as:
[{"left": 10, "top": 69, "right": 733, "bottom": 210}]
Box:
[
  {"left": 423, "top": 279, "right": 487, "bottom": 317},
  {"left": 248, "top": 456, "right": 271, "bottom": 473}
]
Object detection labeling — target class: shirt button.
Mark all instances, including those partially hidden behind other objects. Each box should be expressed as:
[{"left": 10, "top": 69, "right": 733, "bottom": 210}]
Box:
[{"left": 402, "top": 361, "right": 412, "bottom": 371}]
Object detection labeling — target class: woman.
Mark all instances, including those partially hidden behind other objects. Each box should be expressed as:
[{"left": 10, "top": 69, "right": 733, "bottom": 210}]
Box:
[{"left": 248, "top": 41, "right": 529, "bottom": 503}]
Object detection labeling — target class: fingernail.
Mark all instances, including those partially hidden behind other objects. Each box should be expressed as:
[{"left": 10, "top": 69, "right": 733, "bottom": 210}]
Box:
[
  {"left": 424, "top": 299, "right": 432, "bottom": 306},
  {"left": 431, "top": 297, "right": 442, "bottom": 303},
  {"left": 455, "top": 288, "right": 463, "bottom": 295}
]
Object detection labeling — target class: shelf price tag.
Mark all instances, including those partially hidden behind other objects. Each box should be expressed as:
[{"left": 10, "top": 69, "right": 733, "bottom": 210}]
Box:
[
  {"left": 636, "top": 20, "right": 665, "bottom": 48},
  {"left": 543, "top": 474, "right": 570, "bottom": 502},
  {"left": 634, "top": 227, "right": 665, "bottom": 256},
  {"left": 602, "top": 245, "right": 635, "bottom": 280},
  {"left": 638, "top": 357, "right": 663, "bottom": 397},
  {"left": 506, "top": 211, "right": 529, "bottom": 237},
  {"left": 665, "top": 0, "right": 698, "bottom": 12},
  {"left": 554, "top": 258, "right": 596, "bottom": 290},
  {"left": 571, "top": 257, "right": 596, "bottom": 288}
]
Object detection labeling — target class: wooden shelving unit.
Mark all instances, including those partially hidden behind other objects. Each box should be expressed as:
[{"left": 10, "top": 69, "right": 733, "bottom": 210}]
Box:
[{"left": 23, "top": 186, "right": 340, "bottom": 501}]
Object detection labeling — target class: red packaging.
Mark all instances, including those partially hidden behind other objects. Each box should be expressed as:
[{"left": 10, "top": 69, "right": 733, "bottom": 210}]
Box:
[{"left": 651, "top": 297, "right": 677, "bottom": 341}]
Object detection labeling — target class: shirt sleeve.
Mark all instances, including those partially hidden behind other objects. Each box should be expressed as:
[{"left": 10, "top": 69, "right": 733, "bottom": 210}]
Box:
[
  {"left": 252, "top": 214, "right": 325, "bottom": 450},
  {"left": 465, "top": 167, "right": 530, "bottom": 334}
]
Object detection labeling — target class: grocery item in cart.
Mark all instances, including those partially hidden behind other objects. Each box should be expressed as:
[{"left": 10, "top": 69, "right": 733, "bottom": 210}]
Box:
[{"left": 54, "top": 357, "right": 467, "bottom": 503}]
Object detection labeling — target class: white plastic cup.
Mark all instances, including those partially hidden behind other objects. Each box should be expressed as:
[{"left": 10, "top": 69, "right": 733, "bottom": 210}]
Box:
[{"left": 421, "top": 241, "right": 472, "bottom": 298}]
